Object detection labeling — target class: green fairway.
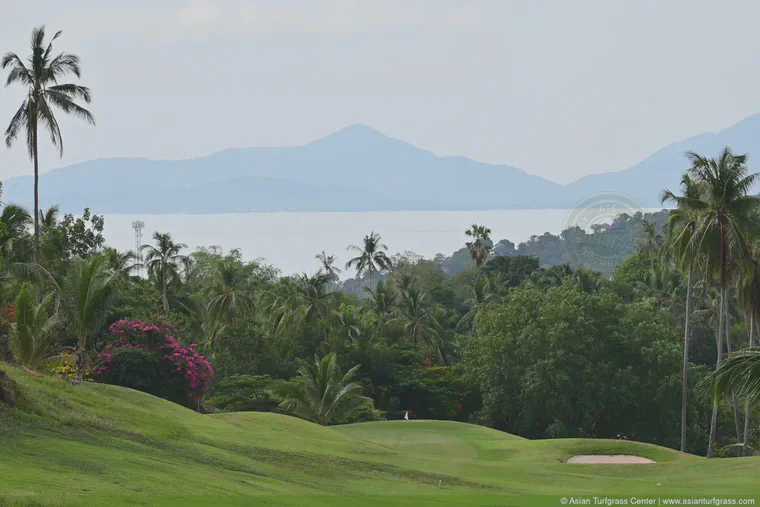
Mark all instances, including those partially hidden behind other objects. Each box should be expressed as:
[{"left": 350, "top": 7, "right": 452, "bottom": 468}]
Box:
[{"left": 1, "top": 366, "right": 758, "bottom": 506}]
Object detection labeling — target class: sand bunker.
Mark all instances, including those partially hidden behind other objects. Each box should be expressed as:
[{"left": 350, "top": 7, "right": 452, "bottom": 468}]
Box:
[{"left": 567, "top": 455, "right": 655, "bottom": 464}]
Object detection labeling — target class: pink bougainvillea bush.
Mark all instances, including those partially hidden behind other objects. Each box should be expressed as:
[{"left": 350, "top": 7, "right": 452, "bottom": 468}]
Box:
[{"left": 92, "top": 319, "right": 213, "bottom": 407}]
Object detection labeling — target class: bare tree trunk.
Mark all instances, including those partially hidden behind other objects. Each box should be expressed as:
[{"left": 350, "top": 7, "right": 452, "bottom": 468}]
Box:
[
  {"left": 680, "top": 264, "right": 693, "bottom": 452},
  {"left": 32, "top": 124, "right": 41, "bottom": 303},
  {"left": 743, "top": 313, "right": 754, "bottom": 456},
  {"left": 725, "top": 308, "right": 743, "bottom": 442},
  {"left": 707, "top": 285, "right": 725, "bottom": 457}
]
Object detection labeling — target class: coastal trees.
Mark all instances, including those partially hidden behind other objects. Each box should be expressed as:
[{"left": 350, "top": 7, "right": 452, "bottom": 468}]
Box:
[
  {"left": 141, "top": 232, "right": 188, "bottom": 312},
  {"left": 346, "top": 232, "right": 391, "bottom": 289},
  {"left": 3, "top": 26, "right": 95, "bottom": 264}
]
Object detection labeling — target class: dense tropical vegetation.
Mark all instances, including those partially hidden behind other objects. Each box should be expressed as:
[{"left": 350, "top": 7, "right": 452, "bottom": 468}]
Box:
[{"left": 4, "top": 26, "right": 760, "bottom": 464}]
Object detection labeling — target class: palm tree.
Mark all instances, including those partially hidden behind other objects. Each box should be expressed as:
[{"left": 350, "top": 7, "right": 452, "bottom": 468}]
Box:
[
  {"left": 102, "top": 247, "right": 138, "bottom": 277},
  {"left": 395, "top": 283, "right": 443, "bottom": 360},
  {"left": 738, "top": 247, "right": 760, "bottom": 455},
  {"left": 0, "top": 204, "right": 32, "bottom": 261},
  {"left": 637, "top": 218, "right": 662, "bottom": 262},
  {"left": 38, "top": 205, "right": 59, "bottom": 229},
  {"left": 293, "top": 273, "right": 333, "bottom": 325},
  {"left": 458, "top": 275, "right": 494, "bottom": 331},
  {"left": 141, "top": 232, "right": 188, "bottom": 312},
  {"left": 465, "top": 224, "right": 493, "bottom": 268},
  {"left": 205, "top": 260, "right": 254, "bottom": 341},
  {"left": 346, "top": 232, "right": 391, "bottom": 289},
  {"left": 684, "top": 148, "right": 760, "bottom": 456},
  {"left": 662, "top": 173, "right": 703, "bottom": 452},
  {"left": 316, "top": 251, "right": 342, "bottom": 282},
  {"left": 260, "top": 273, "right": 333, "bottom": 337},
  {"left": 50, "top": 255, "right": 119, "bottom": 382},
  {"left": 273, "top": 352, "right": 371, "bottom": 425},
  {"left": 3, "top": 26, "right": 95, "bottom": 261},
  {"left": 9, "top": 285, "right": 58, "bottom": 372},
  {"left": 366, "top": 280, "right": 396, "bottom": 322},
  {"left": 707, "top": 347, "right": 760, "bottom": 446},
  {"left": 567, "top": 267, "right": 607, "bottom": 293}
]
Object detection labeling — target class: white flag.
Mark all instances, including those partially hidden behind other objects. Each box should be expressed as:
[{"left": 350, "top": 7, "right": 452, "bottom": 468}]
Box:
[{"left": 404, "top": 411, "right": 409, "bottom": 421}]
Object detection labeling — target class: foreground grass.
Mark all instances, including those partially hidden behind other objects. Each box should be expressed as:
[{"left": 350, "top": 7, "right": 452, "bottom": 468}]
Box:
[{"left": 0, "top": 366, "right": 758, "bottom": 506}]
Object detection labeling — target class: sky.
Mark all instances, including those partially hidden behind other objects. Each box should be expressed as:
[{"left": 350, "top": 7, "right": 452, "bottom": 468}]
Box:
[{"left": 1, "top": 0, "right": 760, "bottom": 184}]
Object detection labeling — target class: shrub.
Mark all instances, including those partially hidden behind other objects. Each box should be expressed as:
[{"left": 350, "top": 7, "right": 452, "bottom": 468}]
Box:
[
  {"left": 92, "top": 319, "right": 213, "bottom": 407},
  {"left": 50, "top": 357, "right": 93, "bottom": 382},
  {"left": 208, "top": 374, "right": 278, "bottom": 412}
]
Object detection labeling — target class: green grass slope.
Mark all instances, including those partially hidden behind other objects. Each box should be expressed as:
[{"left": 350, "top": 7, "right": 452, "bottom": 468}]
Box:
[{"left": 1, "top": 366, "right": 758, "bottom": 506}]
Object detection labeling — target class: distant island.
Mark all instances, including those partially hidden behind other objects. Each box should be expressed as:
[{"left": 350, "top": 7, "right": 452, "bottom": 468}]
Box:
[{"left": 5, "top": 115, "right": 760, "bottom": 213}]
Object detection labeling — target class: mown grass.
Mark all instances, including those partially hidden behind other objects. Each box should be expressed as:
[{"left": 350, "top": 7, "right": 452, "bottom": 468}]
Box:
[{"left": 1, "top": 365, "right": 758, "bottom": 506}]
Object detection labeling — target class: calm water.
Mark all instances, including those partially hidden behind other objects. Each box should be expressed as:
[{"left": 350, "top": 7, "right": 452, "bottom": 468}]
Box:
[{"left": 100, "top": 210, "right": 633, "bottom": 277}]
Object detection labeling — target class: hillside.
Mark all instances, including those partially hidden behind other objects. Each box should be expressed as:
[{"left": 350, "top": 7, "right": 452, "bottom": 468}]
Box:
[
  {"left": 1, "top": 124, "right": 564, "bottom": 213},
  {"left": 565, "top": 114, "right": 760, "bottom": 206},
  {"left": 1, "top": 365, "right": 758, "bottom": 506},
  {"left": 5, "top": 116, "right": 760, "bottom": 213}
]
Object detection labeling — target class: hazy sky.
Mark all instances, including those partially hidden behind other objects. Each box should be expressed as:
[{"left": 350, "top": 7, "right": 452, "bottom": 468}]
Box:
[{"left": 2, "top": 0, "right": 760, "bottom": 184}]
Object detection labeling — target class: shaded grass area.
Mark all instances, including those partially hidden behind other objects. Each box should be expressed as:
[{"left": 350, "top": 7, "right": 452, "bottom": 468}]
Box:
[{"left": 1, "top": 365, "right": 759, "bottom": 506}]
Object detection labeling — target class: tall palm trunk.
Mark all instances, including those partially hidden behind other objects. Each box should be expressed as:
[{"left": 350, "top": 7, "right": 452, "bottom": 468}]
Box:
[
  {"left": 708, "top": 237, "right": 727, "bottom": 458},
  {"left": 680, "top": 264, "right": 693, "bottom": 452},
  {"left": 32, "top": 118, "right": 41, "bottom": 302},
  {"left": 725, "top": 307, "right": 743, "bottom": 442},
  {"left": 743, "top": 313, "right": 755, "bottom": 456}
]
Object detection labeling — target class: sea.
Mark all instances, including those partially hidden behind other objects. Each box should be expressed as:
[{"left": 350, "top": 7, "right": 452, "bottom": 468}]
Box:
[{"left": 101, "top": 209, "right": 660, "bottom": 277}]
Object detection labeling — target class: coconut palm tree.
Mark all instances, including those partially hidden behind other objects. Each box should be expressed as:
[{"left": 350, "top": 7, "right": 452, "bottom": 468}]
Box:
[
  {"left": 48, "top": 255, "right": 119, "bottom": 383},
  {"left": 637, "top": 218, "right": 662, "bottom": 263},
  {"left": 259, "top": 273, "right": 333, "bottom": 337},
  {"left": 0, "top": 204, "right": 32, "bottom": 261},
  {"left": 458, "top": 275, "right": 494, "bottom": 331},
  {"left": 346, "top": 232, "right": 391, "bottom": 289},
  {"left": 394, "top": 283, "right": 443, "bottom": 360},
  {"left": 205, "top": 259, "right": 254, "bottom": 341},
  {"left": 3, "top": 26, "right": 95, "bottom": 262},
  {"left": 684, "top": 148, "right": 760, "bottom": 456},
  {"left": 738, "top": 247, "right": 760, "bottom": 455},
  {"left": 316, "top": 251, "right": 342, "bottom": 281},
  {"left": 707, "top": 348, "right": 760, "bottom": 436},
  {"left": 38, "top": 205, "right": 59, "bottom": 229},
  {"left": 141, "top": 232, "right": 188, "bottom": 312},
  {"left": 273, "top": 352, "right": 371, "bottom": 425},
  {"left": 465, "top": 224, "right": 493, "bottom": 269},
  {"left": 9, "top": 285, "right": 58, "bottom": 372},
  {"left": 102, "top": 247, "right": 138, "bottom": 277},
  {"left": 366, "top": 280, "right": 396, "bottom": 323},
  {"left": 662, "top": 173, "right": 703, "bottom": 452}
]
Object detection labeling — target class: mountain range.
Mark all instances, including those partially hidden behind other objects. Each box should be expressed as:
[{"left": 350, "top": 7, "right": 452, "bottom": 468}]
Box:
[{"left": 4, "top": 115, "right": 760, "bottom": 213}]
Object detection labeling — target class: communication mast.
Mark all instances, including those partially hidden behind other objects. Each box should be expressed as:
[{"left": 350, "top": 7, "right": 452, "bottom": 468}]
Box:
[{"left": 132, "top": 220, "right": 145, "bottom": 276}]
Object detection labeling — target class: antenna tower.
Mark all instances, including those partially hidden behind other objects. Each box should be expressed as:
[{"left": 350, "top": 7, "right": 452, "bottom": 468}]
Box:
[{"left": 132, "top": 220, "right": 145, "bottom": 276}]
